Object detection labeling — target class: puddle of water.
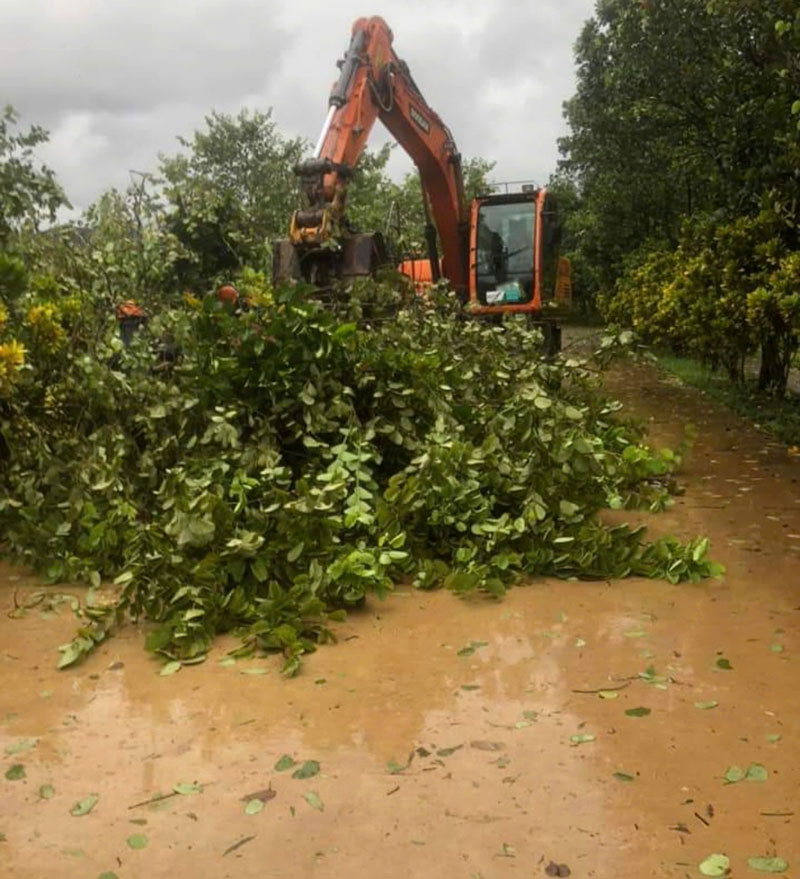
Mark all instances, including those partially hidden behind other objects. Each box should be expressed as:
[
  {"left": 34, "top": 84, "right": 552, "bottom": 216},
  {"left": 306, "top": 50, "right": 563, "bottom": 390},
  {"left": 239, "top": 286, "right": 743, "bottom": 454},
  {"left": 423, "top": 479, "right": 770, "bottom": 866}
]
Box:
[{"left": 1, "top": 356, "right": 798, "bottom": 878}]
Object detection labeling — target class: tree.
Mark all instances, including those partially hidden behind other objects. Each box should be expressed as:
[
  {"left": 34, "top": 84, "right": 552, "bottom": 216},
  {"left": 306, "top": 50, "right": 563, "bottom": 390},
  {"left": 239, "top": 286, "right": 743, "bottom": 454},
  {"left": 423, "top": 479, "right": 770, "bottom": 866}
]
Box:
[
  {"left": 159, "top": 109, "right": 306, "bottom": 287},
  {"left": 0, "top": 106, "right": 68, "bottom": 246},
  {"left": 559, "top": 0, "right": 800, "bottom": 300}
]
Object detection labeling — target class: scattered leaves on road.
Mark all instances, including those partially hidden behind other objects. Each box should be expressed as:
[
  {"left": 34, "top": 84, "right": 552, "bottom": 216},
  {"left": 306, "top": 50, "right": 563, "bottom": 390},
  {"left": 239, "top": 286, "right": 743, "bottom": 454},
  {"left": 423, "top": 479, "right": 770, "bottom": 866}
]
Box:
[
  {"left": 292, "top": 760, "right": 320, "bottom": 780},
  {"left": 303, "top": 791, "right": 324, "bottom": 811},
  {"left": 70, "top": 794, "right": 99, "bottom": 816},
  {"left": 694, "top": 700, "right": 719, "bottom": 710},
  {"left": 570, "top": 734, "right": 595, "bottom": 745},
  {"left": 173, "top": 782, "right": 202, "bottom": 796},
  {"left": 457, "top": 640, "right": 488, "bottom": 657},
  {"left": 715, "top": 658, "right": 733, "bottom": 670},
  {"left": 724, "top": 763, "right": 768, "bottom": 784},
  {"left": 126, "top": 834, "right": 148, "bottom": 850},
  {"left": 274, "top": 754, "right": 296, "bottom": 772},
  {"left": 625, "top": 707, "right": 651, "bottom": 717},
  {"left": 4, "top": 737, "right": 37, "bottom": 756},
  {"left": 698, "top": 853, "right": 730, "bottom": 876},
  {"left": 244, "top": 798, "right": 264, "bottom": 815},
  {"left": 4, "top": 764, "right": 25, "bottom": 781},
  {"left": 159, "top": 661, "right": 181, "bottom": 676},
  {"left": 747, "top": 856, "right": 789, "bottom": 873}
]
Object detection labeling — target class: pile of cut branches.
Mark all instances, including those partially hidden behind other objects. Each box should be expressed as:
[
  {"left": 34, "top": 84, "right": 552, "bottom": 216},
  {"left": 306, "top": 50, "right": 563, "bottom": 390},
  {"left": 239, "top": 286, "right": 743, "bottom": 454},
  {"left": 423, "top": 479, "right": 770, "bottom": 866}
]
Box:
[{"left": 0, "top": 279, "right": 720, "bottom": 672}]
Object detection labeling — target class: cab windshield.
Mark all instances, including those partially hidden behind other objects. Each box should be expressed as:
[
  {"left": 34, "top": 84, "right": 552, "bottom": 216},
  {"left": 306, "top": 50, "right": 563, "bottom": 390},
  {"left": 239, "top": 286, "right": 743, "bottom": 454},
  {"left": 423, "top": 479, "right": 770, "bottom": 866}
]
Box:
[{"left": 475, "top": 201, "right": 535, "bottom": 305}]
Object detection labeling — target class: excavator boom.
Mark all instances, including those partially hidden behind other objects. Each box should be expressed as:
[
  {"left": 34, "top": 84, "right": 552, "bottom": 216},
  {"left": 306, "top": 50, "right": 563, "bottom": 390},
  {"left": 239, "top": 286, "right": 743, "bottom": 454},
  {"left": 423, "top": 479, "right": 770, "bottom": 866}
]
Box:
[
  {"left": 273, "top": 15, "right": 571, "bottom": 328},
  {"left": 276, "top": 16, "right": 468, "bottom": 292}
]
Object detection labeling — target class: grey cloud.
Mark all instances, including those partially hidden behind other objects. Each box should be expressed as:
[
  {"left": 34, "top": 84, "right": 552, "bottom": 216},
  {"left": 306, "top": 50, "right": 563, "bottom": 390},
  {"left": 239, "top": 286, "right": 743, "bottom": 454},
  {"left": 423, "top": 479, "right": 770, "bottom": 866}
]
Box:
[
  {"left": 2, "top": 0, "right": 595, "bottom": 210},
  {"left": 2, "top": 1, "right": 294, "bottom": 118}
]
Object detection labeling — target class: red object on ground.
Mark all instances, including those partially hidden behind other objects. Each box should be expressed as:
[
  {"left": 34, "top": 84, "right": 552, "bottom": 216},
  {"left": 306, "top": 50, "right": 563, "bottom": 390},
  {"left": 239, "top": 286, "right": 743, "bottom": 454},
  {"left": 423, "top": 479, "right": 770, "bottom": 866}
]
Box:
[
  {"left": 115, "top": 300, "right": 146, "bottom": 320},
  {"left": 217, "top": 285, "right": 239, "bottom": 305}
]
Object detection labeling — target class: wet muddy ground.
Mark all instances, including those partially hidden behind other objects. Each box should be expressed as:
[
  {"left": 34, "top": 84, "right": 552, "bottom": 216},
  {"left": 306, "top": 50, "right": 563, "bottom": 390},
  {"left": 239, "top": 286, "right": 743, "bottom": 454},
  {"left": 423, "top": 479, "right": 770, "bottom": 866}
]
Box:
[{"left": 1, "top": 354, "right": 798, "bottom": 879}]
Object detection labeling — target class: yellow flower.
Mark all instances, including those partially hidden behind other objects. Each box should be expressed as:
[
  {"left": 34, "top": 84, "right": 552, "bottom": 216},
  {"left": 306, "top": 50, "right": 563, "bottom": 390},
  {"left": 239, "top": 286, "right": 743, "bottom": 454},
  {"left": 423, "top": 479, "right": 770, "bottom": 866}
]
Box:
[
  {"left": 182, "top": 291, "right": 201, "bottom": 309},
  {"left": 0, "top": 339, "right": 26, "bottom": 366},
  {"left": 0, "top": 302, "right": 8, "bottom": 328},
  {"left": 27, "top": 303, "right": 58, "bottom": 326},
  {"left": 26, "top": 303, "right": 66, "bottom": 351}
]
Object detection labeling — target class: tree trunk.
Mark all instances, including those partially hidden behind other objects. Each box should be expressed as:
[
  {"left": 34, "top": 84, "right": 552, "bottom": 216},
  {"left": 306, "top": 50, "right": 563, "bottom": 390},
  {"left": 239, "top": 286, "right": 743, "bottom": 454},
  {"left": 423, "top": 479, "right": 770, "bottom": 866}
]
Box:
[{"left": 758, "top": 336, "right": 788, "bottom": 395}]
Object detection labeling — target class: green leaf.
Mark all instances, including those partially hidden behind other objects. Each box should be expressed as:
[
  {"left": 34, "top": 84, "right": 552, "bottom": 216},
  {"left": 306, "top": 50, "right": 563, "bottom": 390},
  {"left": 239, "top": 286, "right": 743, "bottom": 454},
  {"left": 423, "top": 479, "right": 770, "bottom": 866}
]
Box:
[
  {"left": 4, "top": 764, "right": 25, "bottom": 781},
  {"left": 597, "top": 690, "right": 619, "bottom": 700},
  {"left": 274, "top": 754, "right": 296, "bottom": 772},
  {"left": 715, "top": 657, "right": 733, "bottom": 670},
  {"left": 623, "top": 628, "right": 647, "bottom": 638},
  {"left": 126, "top": 834, "right": 148, "bottom": 850},
  {"left": 39, "top": 784, "right": 55, "bottom": 799},
  {"left": 436, "top": 745, "right": 463, "bottom": 757},
  {"left": 745, "top": 763, "right": 768, "bottom": 782},
  {"left": 173, "top": 782, "right": 202, "bottom": 795},
  {"left": 244, "top": 798, "right": 264, "bottom": 815},
  {"left": 160, "top": 661, "right": 181, "bottom": 676},
  {"left": 4, "top": 737, "right": 37, "bottom": 756},
  {"left": 98, "top": 872, "right": 120, "bottom": 879},
  {"left": 694, "top": 700, "right": 718, "bottom": 710},
  {"left": 287, "top": 542, "right": 304, "bottom": 563},
  {"left": 765, "top": 734, "right": 781, "bottom": 744},
  {"left": 625, "top": 707, "right": 651, "bottom": 717},
  {"left": 70, "top": 794, "right": 99, "bottom": 816},
  {"left": 747, "top": 856, "right": 789, "bottom": 873},
  {"left": 292, "top": 760, "right": 320, "bottom": 780},
  {"left": 769, "top": 643, "right": 784, "bottom": 653},
  {"left": 570, "top": 734, "right": 595, "bottom": 745},
  {"left": 612, "top": 772, "right": 634, "bottom": 782},
  {"left": 699, "top": 853, "right": 730, "bottom": 876},
  {"left": 303, "top": 791, "right": 324, "bottom": 811},
  {"left": 723, "top": 765, "right": 745, "bottom": 783}
]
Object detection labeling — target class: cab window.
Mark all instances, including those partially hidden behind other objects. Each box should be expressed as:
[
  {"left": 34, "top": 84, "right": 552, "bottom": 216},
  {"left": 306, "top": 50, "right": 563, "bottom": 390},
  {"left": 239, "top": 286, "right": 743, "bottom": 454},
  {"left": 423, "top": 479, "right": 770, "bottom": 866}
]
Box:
[{"left": 475, "top": 201, "right": 535, "bottom": 305}]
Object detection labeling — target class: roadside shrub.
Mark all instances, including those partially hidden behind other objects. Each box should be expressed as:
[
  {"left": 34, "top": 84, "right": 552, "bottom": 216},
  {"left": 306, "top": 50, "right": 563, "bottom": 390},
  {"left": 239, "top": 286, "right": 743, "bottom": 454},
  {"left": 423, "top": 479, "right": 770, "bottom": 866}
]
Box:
[{"left": 602, "top": 212, "right": 799, "bottom": 393}]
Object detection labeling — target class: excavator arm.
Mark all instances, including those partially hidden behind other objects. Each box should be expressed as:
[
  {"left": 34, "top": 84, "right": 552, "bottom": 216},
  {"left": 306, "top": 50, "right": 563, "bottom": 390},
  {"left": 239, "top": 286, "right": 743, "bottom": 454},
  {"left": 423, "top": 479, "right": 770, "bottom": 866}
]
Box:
[{"left": 286, "top": 16, "right": 469, "bottom": 293}]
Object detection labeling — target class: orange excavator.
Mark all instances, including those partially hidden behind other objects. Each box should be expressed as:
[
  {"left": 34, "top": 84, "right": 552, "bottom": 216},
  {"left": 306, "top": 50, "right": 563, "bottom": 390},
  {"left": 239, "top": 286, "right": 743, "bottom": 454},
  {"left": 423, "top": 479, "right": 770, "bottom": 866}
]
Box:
[{"left": 273, "top": 15, "right": 569, "bottom": 334}]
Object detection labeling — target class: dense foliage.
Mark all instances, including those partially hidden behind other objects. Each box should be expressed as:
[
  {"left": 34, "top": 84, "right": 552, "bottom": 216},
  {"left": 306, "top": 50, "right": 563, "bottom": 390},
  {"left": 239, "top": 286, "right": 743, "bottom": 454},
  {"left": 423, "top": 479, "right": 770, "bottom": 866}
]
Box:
[
  {"left": 1, "top": 278, "right": 719, "bottom": 671},
  {"left": 558, "top": 0, "right": 800, "bottom": 394},
  {"left": 604, "top": 212, "right": 800, "bottom": 393},
  {"left": 0, "top": 104, "right": 719, "bottom": 672}
]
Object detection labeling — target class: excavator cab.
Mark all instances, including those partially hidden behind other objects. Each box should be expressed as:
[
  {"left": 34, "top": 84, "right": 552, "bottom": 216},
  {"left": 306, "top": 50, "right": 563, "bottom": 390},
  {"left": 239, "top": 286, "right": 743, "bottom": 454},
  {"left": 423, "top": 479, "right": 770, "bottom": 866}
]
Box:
[{"left": 467, "top": 188, "right": 563, "bottom": 316}]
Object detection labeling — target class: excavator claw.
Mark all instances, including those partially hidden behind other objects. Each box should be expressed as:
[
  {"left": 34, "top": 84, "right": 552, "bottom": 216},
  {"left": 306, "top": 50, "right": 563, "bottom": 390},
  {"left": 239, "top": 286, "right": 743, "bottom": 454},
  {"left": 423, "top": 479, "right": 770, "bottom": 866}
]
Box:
[{"left": 272, "top": 232, "right": 387, "bottom": 288}]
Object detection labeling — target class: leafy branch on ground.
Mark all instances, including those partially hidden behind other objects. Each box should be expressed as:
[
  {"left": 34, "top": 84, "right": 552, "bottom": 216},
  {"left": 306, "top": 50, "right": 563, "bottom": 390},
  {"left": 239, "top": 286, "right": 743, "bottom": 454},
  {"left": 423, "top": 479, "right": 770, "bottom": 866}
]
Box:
[{"left": 1, "top": 279, "right": 721, "bottom": 671}]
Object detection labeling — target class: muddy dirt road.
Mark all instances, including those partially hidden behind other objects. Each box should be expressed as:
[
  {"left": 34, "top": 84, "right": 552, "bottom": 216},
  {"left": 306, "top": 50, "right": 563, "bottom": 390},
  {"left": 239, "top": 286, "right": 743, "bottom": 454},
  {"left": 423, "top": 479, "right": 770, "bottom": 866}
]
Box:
[{"left": 1, "top": 357, "right": 798, "bottom": 879}]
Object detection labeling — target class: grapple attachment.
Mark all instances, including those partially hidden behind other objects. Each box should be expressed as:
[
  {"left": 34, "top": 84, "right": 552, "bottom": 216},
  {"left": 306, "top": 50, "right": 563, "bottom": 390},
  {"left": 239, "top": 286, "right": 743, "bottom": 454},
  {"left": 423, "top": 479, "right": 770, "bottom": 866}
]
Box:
[{"left": 272, "top": 232, "right": 387, "bottom": 289}]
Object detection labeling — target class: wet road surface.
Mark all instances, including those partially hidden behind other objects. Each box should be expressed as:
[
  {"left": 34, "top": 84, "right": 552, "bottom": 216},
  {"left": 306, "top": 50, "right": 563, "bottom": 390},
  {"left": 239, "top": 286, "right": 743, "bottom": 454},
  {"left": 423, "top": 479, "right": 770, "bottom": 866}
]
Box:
[{"left": 1, "top": 356, "right": 798, "bottom": 878}]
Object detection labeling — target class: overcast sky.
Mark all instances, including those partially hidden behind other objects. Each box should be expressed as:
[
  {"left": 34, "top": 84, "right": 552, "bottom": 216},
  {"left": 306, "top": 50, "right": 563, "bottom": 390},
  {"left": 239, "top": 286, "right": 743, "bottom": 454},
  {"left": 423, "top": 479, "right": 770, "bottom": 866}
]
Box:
[{"left": 1, "top": 0, "right": 595, "bottom": 211}]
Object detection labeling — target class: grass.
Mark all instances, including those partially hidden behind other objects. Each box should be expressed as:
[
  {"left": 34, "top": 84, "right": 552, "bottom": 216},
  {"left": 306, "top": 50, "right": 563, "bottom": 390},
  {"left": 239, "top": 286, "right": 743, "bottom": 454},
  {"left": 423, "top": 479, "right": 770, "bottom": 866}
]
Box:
[{"left": 656, "top": 353, "right": 800, "bottom": 447}]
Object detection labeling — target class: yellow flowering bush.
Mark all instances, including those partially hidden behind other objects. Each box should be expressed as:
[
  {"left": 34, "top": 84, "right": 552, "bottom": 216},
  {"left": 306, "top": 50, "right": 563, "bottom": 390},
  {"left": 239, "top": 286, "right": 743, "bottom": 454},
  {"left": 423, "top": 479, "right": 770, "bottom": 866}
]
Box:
[
  {"left": 0, "top": 339, "right": 26, "bottom": 395},
  {"left": 602, "top": 212, "right": 798, "bottom": 390},
  {"left": 26, "top": 303, "right": 66, "bottom": 352}
]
